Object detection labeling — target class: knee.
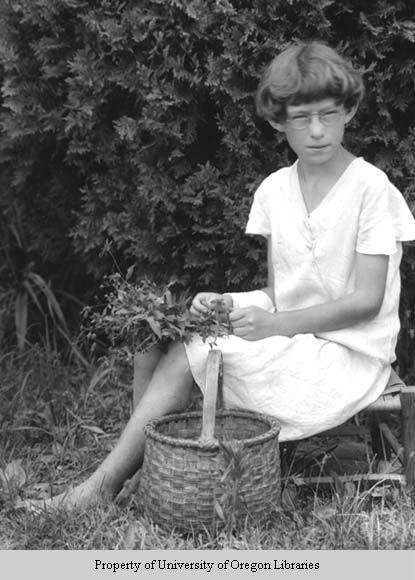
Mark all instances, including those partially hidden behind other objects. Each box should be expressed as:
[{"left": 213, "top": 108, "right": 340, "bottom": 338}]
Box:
[
  {"left": 162, "top": 342, "right": 192, "bottom": 376},
  {"left": 147, "top": 342, "right": 194, "bottom": 408}
]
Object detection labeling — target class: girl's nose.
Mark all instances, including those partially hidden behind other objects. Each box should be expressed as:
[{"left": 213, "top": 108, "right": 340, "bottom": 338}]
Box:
[{"left": 309, "top": 114, "right": 325, "bottom": 137}]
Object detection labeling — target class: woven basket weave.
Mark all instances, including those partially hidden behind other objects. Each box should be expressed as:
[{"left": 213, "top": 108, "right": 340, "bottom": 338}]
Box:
[{"left": 138, "top": 349, "right": 281, "bottom": 531}]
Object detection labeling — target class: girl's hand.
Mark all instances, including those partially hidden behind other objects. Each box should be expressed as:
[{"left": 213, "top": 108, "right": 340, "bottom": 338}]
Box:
[
  {"left": 229, "top": 306, "right": 276, "bottom": 341},
  {"left": 190, "top": 292, "right": 233, "bottom": 319}
]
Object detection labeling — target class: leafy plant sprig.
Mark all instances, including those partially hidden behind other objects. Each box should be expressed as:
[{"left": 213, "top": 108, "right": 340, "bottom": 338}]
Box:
[{"left": 84, "top": 274, "right": 232, "bottom": 364}]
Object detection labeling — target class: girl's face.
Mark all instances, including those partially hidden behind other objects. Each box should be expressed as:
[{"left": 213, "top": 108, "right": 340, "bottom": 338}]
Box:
[{"left": 270, "top": 98, "right": 357, "bottom": 168}]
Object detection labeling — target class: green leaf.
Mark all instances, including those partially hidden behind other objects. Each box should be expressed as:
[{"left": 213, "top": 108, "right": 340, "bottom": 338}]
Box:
[{"left": 146, "top": 316, "right": 162, "bottom": 339}]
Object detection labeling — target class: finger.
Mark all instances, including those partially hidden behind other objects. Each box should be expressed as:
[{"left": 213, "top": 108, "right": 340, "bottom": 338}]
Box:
[
  {"left": 228, "top": 309, "right": 247, "bottom": 322},
  {"left": 230, "top": 318, "right": 250, "bottom": 333},
  {"left": 222, "top": 295, "right": 233, "bottom": 311},
  {"left": 232, "top": 326, "right": 249, "bottom": 338},
  {"left": 201, "top": 296, "right": 216, "bottom": 310},
  {"left": 207, "top": 295, "right": 223, "bottom": 308},
  {"left": 190, "top": 300, "right": 206, "bottom": 313},
  {"left": 193, "top": 294, "right": 208, "bottom": 308},
  {"left": 190, "top": 304, "right": 207, "bottom": 316}
]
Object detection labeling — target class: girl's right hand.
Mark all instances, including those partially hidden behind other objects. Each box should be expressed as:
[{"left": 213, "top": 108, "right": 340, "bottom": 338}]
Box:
[{"left": 190, "top": 292, "right": 233, "bottom": 319}]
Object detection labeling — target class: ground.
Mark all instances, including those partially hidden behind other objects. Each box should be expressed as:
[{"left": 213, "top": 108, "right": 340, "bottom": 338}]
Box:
[{"left": 0, "top": 347, "right": 413, "bottom": 549}]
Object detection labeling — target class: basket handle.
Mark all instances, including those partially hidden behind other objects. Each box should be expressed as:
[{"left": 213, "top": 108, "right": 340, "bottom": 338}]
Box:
[{"left": 199, "top": 348, "right": 223, "bottom": 445}]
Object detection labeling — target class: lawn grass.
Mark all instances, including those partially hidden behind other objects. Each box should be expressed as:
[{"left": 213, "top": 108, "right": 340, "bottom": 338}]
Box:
[{"left": 0, "top": 346, "right": 414, "bottom": 550}]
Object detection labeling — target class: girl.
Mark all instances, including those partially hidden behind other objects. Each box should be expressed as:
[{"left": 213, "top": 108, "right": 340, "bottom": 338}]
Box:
[{"left": 21, "top": 41, "right": 415, "bottom": 510}]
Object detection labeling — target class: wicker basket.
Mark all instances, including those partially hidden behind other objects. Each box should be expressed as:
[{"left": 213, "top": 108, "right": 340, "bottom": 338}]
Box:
[{"left": 138, "top": 349, "right": 281, "bottom": 531}]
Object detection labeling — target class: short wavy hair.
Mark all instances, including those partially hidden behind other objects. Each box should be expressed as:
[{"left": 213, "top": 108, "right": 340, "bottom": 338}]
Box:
[{"left": 256, "top": 41, "right": 364, "bottom": 122}]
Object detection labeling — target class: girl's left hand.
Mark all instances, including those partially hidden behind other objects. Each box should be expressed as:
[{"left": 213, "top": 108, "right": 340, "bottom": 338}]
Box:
[{"left": 229, "top": 306, "right": 276, "bottom": 341}]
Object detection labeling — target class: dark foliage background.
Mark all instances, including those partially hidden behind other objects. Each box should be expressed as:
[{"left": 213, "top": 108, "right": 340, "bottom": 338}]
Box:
[{"left": 0, "top": 0, "right": 415, "bottom": 372}]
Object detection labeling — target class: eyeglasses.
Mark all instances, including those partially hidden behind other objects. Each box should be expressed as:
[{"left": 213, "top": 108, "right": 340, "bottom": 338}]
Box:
[{"left": 285, "top": 110, "right": 344, "bottom": 130}]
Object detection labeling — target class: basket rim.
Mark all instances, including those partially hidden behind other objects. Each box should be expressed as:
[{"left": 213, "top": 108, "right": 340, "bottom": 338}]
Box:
[{"left": 143, "top": 408, "right": 281, "bottom": 450}]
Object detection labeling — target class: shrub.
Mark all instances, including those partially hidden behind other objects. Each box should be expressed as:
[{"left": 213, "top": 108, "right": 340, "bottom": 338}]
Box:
[{"left": 1, "top": 0, "right": 414, "bottom": 370}]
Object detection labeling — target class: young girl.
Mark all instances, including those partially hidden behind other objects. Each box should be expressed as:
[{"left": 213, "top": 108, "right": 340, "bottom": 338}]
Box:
[{"left": 22, "top": 41, "right": 415, "bottom": 510}]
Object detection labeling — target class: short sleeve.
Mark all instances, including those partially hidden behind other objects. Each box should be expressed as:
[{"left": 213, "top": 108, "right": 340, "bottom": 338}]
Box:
[
  {"left": 357, "top": 176, "right": 415, "bottom": 255},
  {"left": 245, "top": 179, "right": 272, "bottom": 237},
  {"left": 388, "top": 182, "right": 415, "bottom": 242}
]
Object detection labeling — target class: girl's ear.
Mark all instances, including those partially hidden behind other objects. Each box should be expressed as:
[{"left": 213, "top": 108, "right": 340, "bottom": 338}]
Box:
[
  {"left": 268, "top": 119, "right": 285, "bottom": 132},
  {"left": 344, "top": 104, "right": 358, "bottom": 125}
]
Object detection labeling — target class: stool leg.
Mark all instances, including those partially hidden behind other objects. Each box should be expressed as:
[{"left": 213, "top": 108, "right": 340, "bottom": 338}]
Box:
[
  {"left": 400, "top": 386, "right": 415, "bottom": 491},
  {"left": 370, "top": 412, "right": 390, "bottom": 465}
]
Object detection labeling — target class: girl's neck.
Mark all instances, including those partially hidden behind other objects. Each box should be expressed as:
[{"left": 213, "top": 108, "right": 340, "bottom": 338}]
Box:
[
  {"left": 297, "top": 147, "right": 357, "bottom": 215},
  {"left": 298, "top": 146, "right": 355, "bottom": 181}
]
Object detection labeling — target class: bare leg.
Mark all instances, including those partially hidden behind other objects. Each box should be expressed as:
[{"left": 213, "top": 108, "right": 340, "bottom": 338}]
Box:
[
  {"left": 20, "top": 342, "right": 193, "bottom": 511},
  {"left": 132, "top": 345, "right": 163, "bottom": 408}
]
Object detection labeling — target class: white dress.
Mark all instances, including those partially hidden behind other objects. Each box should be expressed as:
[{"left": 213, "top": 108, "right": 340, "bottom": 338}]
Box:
[{"left": 184, "top": 158, "right": 415, "bottom": 441}]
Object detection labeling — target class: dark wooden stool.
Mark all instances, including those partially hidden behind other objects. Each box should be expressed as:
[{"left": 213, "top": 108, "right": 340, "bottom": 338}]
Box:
[
  {"left": 365, "top": 368, "right": 415, "bottom": 490},
  {"left": 294, "top": 368, "right": 415, "bottom": 491}
]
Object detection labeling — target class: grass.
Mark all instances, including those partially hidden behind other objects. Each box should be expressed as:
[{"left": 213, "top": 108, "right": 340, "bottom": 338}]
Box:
[{"left": 0, "top": 345, "right": 414, "bottom": 550}]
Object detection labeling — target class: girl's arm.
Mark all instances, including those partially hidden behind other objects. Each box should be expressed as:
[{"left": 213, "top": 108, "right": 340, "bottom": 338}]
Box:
[
  {"left": 276, "top": 252, "right": 388, "bottom": 336},
  {"left": 260, "top": 236, "right": 276, "bottom": 304},
  {"left": 229, "top": 251, "right": 389, "bottom": 341}
]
